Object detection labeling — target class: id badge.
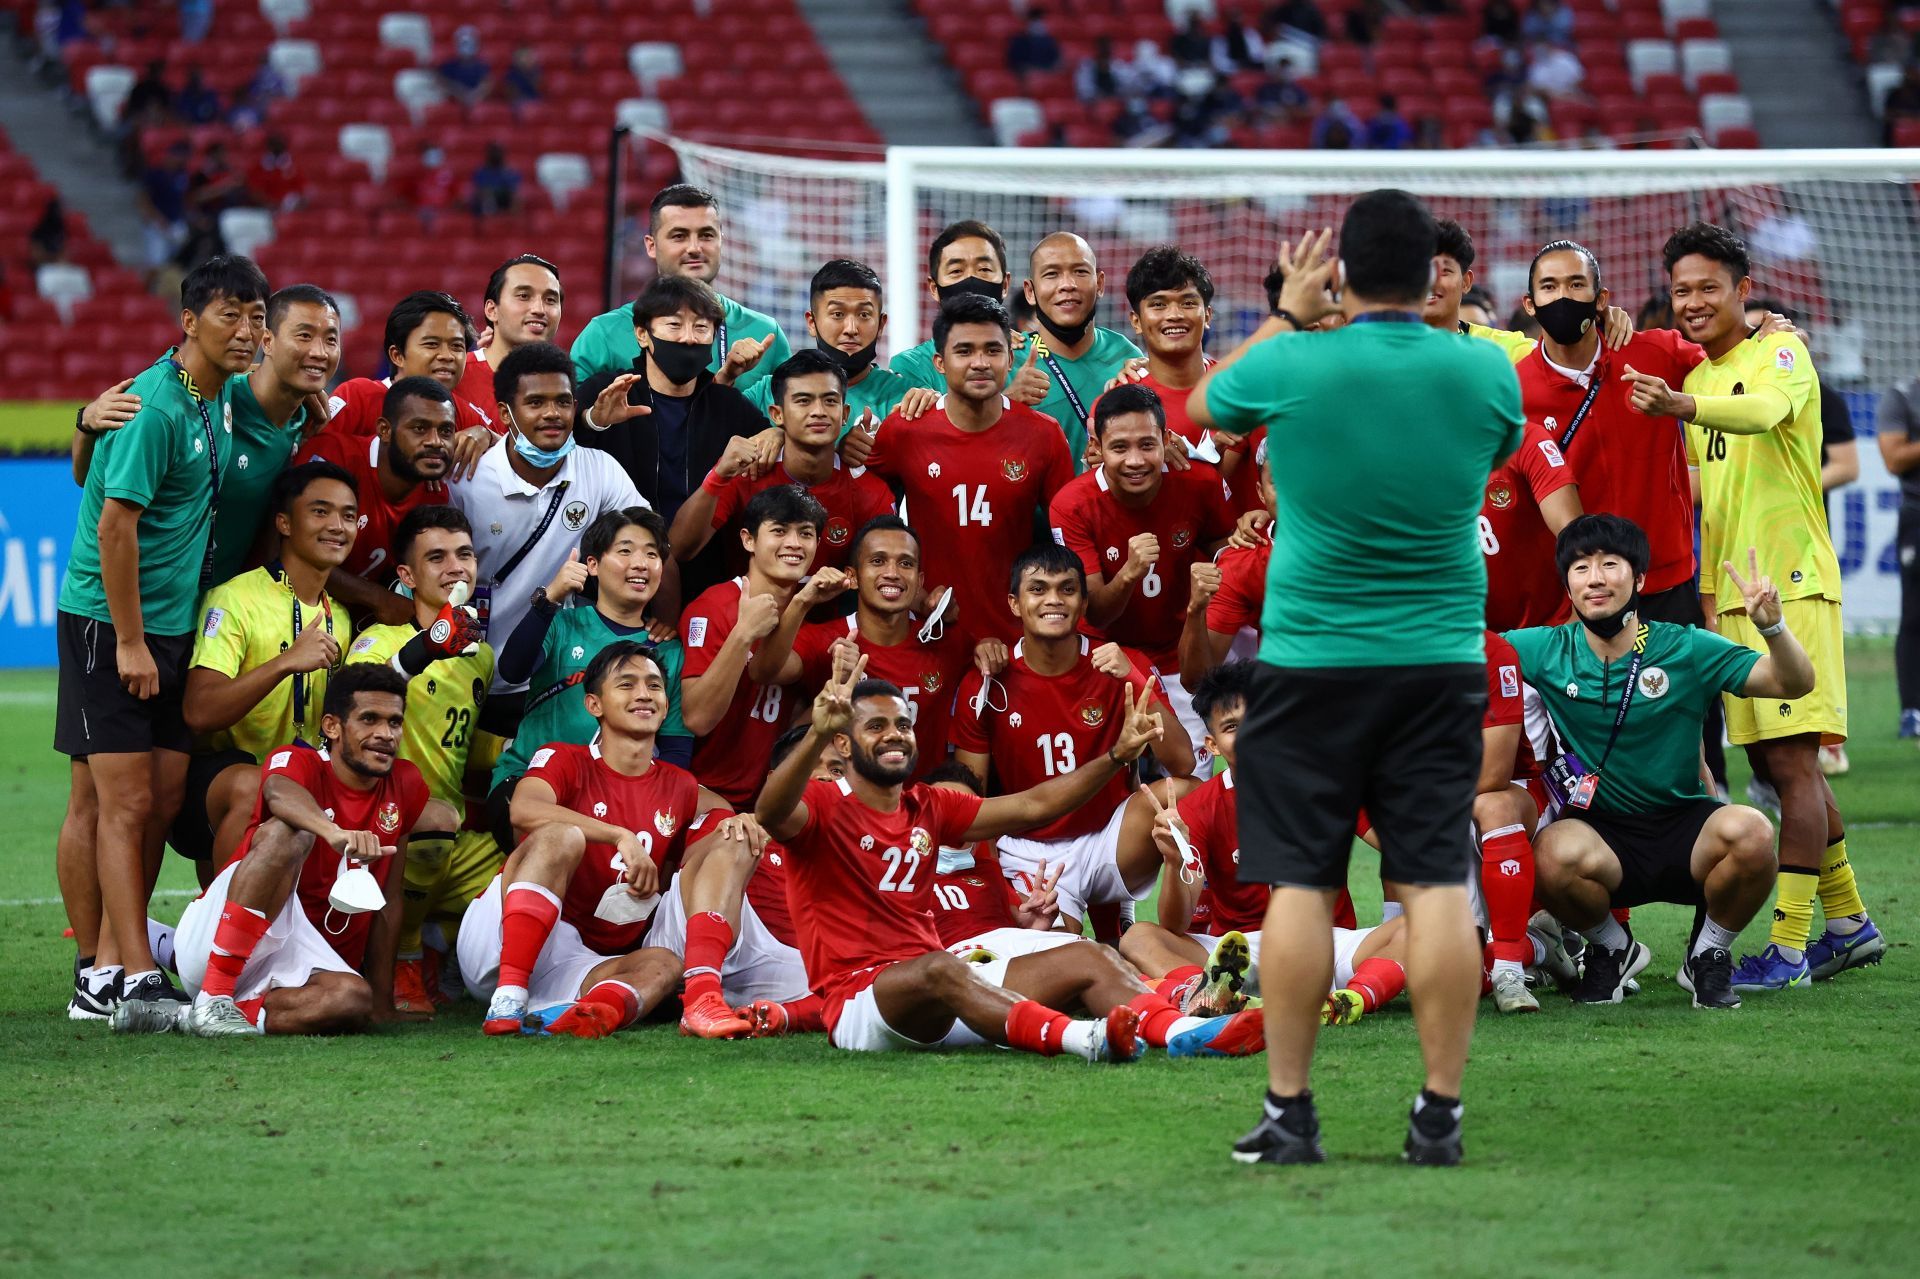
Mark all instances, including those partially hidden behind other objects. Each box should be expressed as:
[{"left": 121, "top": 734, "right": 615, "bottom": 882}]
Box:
[
  {"left": 1567, "top": 772, "right": 1600, "bottom": 811},
  {"left": 470, "top": 583, "right": 493, "bottom": 639}
]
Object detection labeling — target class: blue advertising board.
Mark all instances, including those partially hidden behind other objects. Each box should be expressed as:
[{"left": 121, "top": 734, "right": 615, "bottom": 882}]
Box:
[{"left": 0, "top": 459, "right": 78, "bottom": 668}]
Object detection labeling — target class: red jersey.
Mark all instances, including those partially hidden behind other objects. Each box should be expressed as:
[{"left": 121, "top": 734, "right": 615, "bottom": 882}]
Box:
[
  {"left": 862, "top": 397, "right": 1074, "bottom": 644},
  {"left": 1100, "top": 363, "right": 1211, "bottom": 445},
  {"left": 747, "top": 841, "right": 797, "bottom": 948},
  {"left": 234, "top": 743, "right": 430, "bottom": 969},
  {"left": 1049, "top": 462, "right": 1236, "bottom": 672},
  {"left": 703, "top": 457, "right": 895, "bottom": 576},
  {"left": 1217, "top": 425, "right": 1268, "bottom": 517},
  {"left": 321, "top": 376, "right": 497, "bottom": 439},
  {"left": 1175, "top": 768, "right": 1269, "bottom": 936},
  {"left": 1481, "top": 420, "right": 1577, "bottom": 632},
  {"left": 950, "top": 636, "right": 1134, "bottom": 841},
  {"left": 1207, "top": 540, "right": 1268, "bottom": 636},
  {"left": 781, "top": 776, "right": 984, "bottom": 1005},
  {"left": 680, "top": 578, "right": 801, "bottom": 805},
  {"left": 522, "top": 741, "right": 712, "bottom": 954},
  {"left": 455, "top": 350, "right": 496, "bottom": 416},
  {"left": 1513, "top": 330, "right": 1704, "bottom": 595},
  {"left": 302, "top": 431, "right": 448, "bottom": 587},
  {"left": 793, "top": 614, "right": 973, "bottom": 778},
  {"left": 928, "top": 840, "right": 1021, "bottom": 946},
  {"left": 1482, "top": 630, "right": 1539, "bottom": 779}
]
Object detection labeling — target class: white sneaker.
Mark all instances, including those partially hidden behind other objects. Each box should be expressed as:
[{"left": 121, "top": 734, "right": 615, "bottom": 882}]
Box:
[
  {"left": 187, "top": 995, "right": 263, "bottom": 1037},
  {"left": 1491, "top": 967, "right": 1541, "bottom": 1014},
  {"left": 1745, "top": 777, "right": 1781, "bottom": 818},
  {"left": 1817, "top": 743, "right": 1850, "bottom": 776},
  {"left": 1526, "top": 911, "right": 1581, "bottom": 992}
]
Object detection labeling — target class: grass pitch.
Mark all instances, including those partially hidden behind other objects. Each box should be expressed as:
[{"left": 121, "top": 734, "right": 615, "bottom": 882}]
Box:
[{"left": 2, "top": 646, "right": 1916, "bottom": 1278}]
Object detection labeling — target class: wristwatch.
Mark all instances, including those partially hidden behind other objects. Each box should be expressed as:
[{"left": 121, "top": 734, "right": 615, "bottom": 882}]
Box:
[
  {"left": 75, "top": 406, "right": 98, "bottom": 438},
  {"left": 529, "top": 587, "right": 559, "bottom": 617}
]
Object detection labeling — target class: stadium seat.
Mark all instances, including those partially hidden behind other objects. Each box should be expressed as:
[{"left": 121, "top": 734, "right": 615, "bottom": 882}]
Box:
[
  {"left": 616, "top": 98, "right": 670, "bottom": 135},
  {"left": 259, "top": 0, "right": 311, "bottom": 33},
  {"left": 1164, "top": 0, "right": 1215, "bottom": 23},
  {"left": 1713, "top": 125, "right": 1762, "bottom": 149},
  {"left": 989, "top": 97, "right": 1045, "bottom": 148},
  {"left": 338, "top": 122, "right": 394, "bottom": 179},
  {"left": 1698, "top": 93, "right": 1754, "bottom": 144},
  {"left": 1869, "top": 61, "right": 1904, "bottom": 115},
  {"left": 1625, "top": 39, "right": 1679, "bottom": 93},
  {"left": 268, "top": 39, "right": 322, "bottom": 91},
  {"left": 535, "top": 152, "right": 592, "bottom": 210},
  {"left": 628, "top": 42, "right": 683, "bottom": 95},
  {"left": 1680, "top": 38, "right": 1732, "bottom": 90},
  {"left": 377, "top": 12, "right": 432, "bottom": 63},
  {"left": 393, "top": 67, "right": 443, "bottom": 121},
  {"left": 83, "top": 65, "right": 135, "bottom": 131},
  {"left": 218, "top": 207, "right": 276, "bottom": 259},
  {"left": 36, "top": 263, "right": 94, "bottom": 325},
  {"left": 1660, "top": 0, "right": 1712, "bottom": 28}
]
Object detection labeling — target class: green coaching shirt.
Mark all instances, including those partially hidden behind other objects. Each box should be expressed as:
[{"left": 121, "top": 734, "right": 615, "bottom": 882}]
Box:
[
  {"left": 745, "top": 362, "right": 913, "bottom": 438},
  {"left": 209, "top": 375, "right": 307, "bottom": 584},
  {"left": 1203, "top": 316, "right": 1523, "bottom": 668},
  {"left": 1502, "top": 621, "right": 1761, "bottom": 814},
  {"left": 493, "top": 606, "right": 688, "bottom": 786},
  {"left": 570, "top": 293, "right": 791, "bottom": 397},
  {"left": 60, "top": 352, "right": 235, "bottom": 637}
]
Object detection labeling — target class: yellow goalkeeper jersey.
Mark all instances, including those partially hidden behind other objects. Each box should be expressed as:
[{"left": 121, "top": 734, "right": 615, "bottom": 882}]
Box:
[
  {"left": 191, "top": 567, "right": 353, "bottom": 760},
  {"left": 1465, "top": 322, "right": 1536, "bottom": 364},
  {"left": 345, "top": 623, "right": 494, "bottom": 814}
]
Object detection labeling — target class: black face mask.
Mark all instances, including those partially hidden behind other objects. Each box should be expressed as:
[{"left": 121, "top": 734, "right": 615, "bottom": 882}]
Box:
[
  {"left": 1579, "top": 595, "right": 1638, "bottom": 640},
  {"left": 1040, "top": 306, "right": 1094, "bottom": 347},
  {"left": 645, "top": 337, "right": 710, "bottom": 385},
  {"left": 935, "top": 276, "right": 1004, "bottom": 304},
  {"left": 816, "top": 337, "right": 878, "bottom": 379},
  {"left": 1533, "top": 296, "right": 1599, "bottom": 346}
]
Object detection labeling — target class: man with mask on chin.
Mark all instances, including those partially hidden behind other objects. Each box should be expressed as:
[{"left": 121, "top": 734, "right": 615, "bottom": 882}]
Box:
[
  {"left": 450, "top": 342, "right": 646, "bottom": 737},
  {"left": 1021, "top": 232, "right": 1143, "bottom": 466},
  {"left": 889, "top": 220, "right": 1051, "bottom": 408},
  {"left": 745, "top": 259, "right": 911, "bottom": 432}
]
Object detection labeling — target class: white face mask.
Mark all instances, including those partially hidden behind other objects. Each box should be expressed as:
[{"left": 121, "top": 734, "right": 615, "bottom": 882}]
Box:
[
  {"left": 917, "top": 587, "right": 954, "bottom": 644},
  {"left": 324, "top": 862, "right": 387, "bottom": 933}
]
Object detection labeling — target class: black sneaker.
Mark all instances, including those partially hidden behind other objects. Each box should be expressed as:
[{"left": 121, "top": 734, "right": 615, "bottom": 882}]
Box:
[
  {"left": 66, "top": 962, "right": 119, "bottom": 1022},
  {"left": 1405, "top": 1094, "right": 1464, "bottom": 1166},
  {"left": 1681, "top": 946, "right": 1741, "bottom": 1010},
  {"left": 107, "top": 970, "right": 189, "bottom": 1035},
  {"left": 1570, "top": 938, "right": 1651, "bottom": 1004},
  {"left": 1231, "top": 1093, "right": 1325, "bottom": 1165}
]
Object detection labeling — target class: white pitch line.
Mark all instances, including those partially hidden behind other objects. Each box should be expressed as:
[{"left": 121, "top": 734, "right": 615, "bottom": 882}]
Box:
[
  {"left": 0, "top": 690, "right": 56, "bottom": 705},
  {"left": 0, "top": 888, "right": 197, "bottom": 909}
]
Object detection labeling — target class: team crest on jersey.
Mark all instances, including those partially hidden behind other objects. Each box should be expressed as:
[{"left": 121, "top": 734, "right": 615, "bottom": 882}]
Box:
[
  {"left": 1486, "top": 483, "right": 1514, "bottom": 510},
  {"left": 1105, "top": 546, "right": 1120, "bottom": 562},
  {"left": 923, "top": 671, "right": 943, "bottom": 694},
  {"left": 1008, "top": 711, "right": 1023, "bottom": 727},
  {"left": 1172, "top": 526, "right": 1193, "bottom": 548},
  {"left": 927, "top": 462, "right": 942, "bottom": 478},
  {"left": 1637, "top": 666, "right": 1669, "bottom": 699},
  {"left": 1775, "top": 346, "right": 1796, "bottom": 373},
  {"left": 860, "top": 834, "right": 875, "bottom": 850},
  {"left": 593, "top": 802, "right": 608, "bottom": 817},
  {"left": 1538, "top": 440, "right": 1565, "bottom": 467},
  {"left": 1002, "top": 459, "right": 1027, "bottom": 481},
  {"left": 563, "top": 501, "right": 589, "bottom": 531},
  {"left": 654, "top": 810, "right": 679, "bottom": 838},
  {"left": 963, "top": 876, "right": 986, "bottom": 888},
  {"left": 910, "top": 828, "right": 932, "bottom": 857},
  {"left": 1079, "top": 700, "right": 1105, "bottom": 727},
  {"left": 824, "top": 518, "right": 851, "bottom": 546},
  {"left": 1499, "top": 664, "right": 1519, "bottom": 698},
  {"left": 375, "top": 802, "right": 402, "bottom": 834}
]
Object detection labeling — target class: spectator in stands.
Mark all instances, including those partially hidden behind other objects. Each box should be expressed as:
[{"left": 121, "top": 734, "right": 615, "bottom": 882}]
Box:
[
  {"left": 29, "top": 197, "right": 68, "bottom": 266},
  {"left": 1485, "top": 42, "right": 1528, "bottom": 101},
  {"left": 1109, "top": 96, "right": 1158, "bottom": 145},
  {"left": 1254, "top": 58, "right": 1309, "bottom": 122},
  {"left": 408, "top": 143, "right": 460, "bottom": 226},
  {"left": 1481, "top": 0, "right": 1522, "bottom": 46},
  {"left": 187, "top": 141, "right": 248, "bottom": 220},
  {"left": 1367, "top": 95, "right": 1413, "bottom": 149},
  {"left": 1268, "top": 0, "right": 1325, "bottom": 43},
  {"left": 175, "top": 66, "right": 222, "bottom": 124},
  {"left": 1346, "top": 0, "right": 1386, "bottom": 46},
  {"left": 1007, "top": 9, "right": 1063, "bottom": 77},
  {"left": 470, "top": 144, "right": 523, "bottom": 217},
  {"left": 1130, "top": 38, "right": 1177, "bottom": 95},
  {"left": 122, "top": 59, "right": 173, "bottom": 129},
  {"left": 1310, "top": 99, "right": 1361, "bottom": 149},
  {"left": 138, "top": 142, "right": 192, "bottom": 270},
  {"left": 504, "top": 46, "right": 542, "bottom": 105},
  {"left": 1522, "top": 0, "right": 1574, "bottom": 47},
  {"left": 46, "top": 0, "right": 90, "bottom": 48},
  {"left": 1172, "top": 77, "right": 1240, "bottom": 148},
  {"left": 1215, "top": 7, "right": 1267, "bottom": 71},
  {"left": 438, "top": 24, "right": 494, "bottom": 106},
  {"left": 1171, "top": 13, "right": 1212, "bottom": 67},
  {"left": 1869, "top": 12, "right": 1917, "bottom": 66},
  {"left": 1526, "top": 39, "right": 1585, "bottom": 98},
  {"left": 1886, "top": 64, "right": 1920, "bottom": 144},
  {"left": 229, "top": 52, "right": 290, "bottom": 131},
  {"left": 248, "top": 133, "right": 305, "bottom": 211},
  {"left": 1492, "top": 86, "right": 1554, "bottom": 143},
  {"left": 1077, "top": 37, "right": 1130, "bottom": 102}
]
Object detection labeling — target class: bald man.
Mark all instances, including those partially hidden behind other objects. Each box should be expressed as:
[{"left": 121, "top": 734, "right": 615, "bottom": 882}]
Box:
[{"left": 1023, "top": 232, "right": 1144, "bottom": 465}]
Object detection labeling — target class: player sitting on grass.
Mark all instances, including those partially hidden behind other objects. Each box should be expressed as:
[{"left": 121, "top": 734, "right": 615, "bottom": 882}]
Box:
[
  {"left": 168, "top": 664, "right": 457, "bottom": 1037},
  {"left": 754, "top": 651, "right": 1165, "bottom": 1060},
  {"left": 461, "top": 641, "right": 765, "bottom": 1038}
]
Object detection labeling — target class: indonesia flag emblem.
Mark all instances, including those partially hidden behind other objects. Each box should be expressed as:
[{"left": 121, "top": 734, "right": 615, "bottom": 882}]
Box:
[
  {"left": 1487, "top": 483, "right": 1514, "bottom": 510},
  {"left": 1079, "top": 702, "right": 1105, "bottom": 727},
  {"left": 923, "top": 671, "right": 942, "bottom": 694},
  {"left": 375, "top": 802, "right": 402, "bottom": 834},
  {"left": 1172, "top": 527, "right": 1192, "bottom": 548},
  {"left": 653, "top": 810, "right": 679, "bottom": 838},
  {"left": 1002, "top": 459, "right": 1027, "bottom": 481}
]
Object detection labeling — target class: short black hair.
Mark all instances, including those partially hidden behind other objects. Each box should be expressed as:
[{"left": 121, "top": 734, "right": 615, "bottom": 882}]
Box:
[
  {"left": 925, "top": 761, "right": 983, "bottom": 793},
  {"left": 266, "top": 282, "right": 338, "bottom": 332},
  {"left": 648, "top": 183, "right": 718, "bottom": 232},
  {"left": 631, "top": 274, "right": 725, "bottom": 329},
  {"left": 1433, "top": 218, "right": 1476, "bottom": 273},
  {"left": 928, "top": 219, "right": 1008, "bottom": 282},
  {"left": 742, "top": 484, "right": 827, "bottom": 538},
  {"left": 1341, "top": 190, "right": 1439, "bottom": 306},
  {"left": 770, "top": 349, "right": 847, "bottom": 406},
  {"left": 850, "top": 513, "right": 918, "bottom": 560},
  {"left": 1554, "top": 513, "right": 1650, "bottom": 582},
  {"left": 1125, "top": 244, "right": 1214, "bottom": 311},
  {"left": 1092, "top": 382, "right": 1165, "bottom": 438},
  {"left": 581, "top": 505, "right": 669, "bottom": 561},
  {"left": 583, "top": 639, "right": 663, "bottom": 698},
  {"left": 270, "top": 458, "right": 356, "bottom": 517},
  {"left": 181, "top": 255, "right": 269, "bottom": 315},
  {"left": 810, "top": 258, "right": 883, "bottom": 306},
  {"left": 1527, "top": 239, "right": 1602, "bottom": 297},
  {"left": 933, "top": 293, "right": 1012, "bottom": 354},
  {"left": 850, "top": 677, "right": 907, "bottom": 709},
  {"left": 1662, "top": 221, "right": 1750, "bottom": 281},
  {"left": 484, "top": 253, "right": 562, "bottom": 305},
  {"left": 768, "top": 722, "right": 813, "bottom": 773},
  {"left": 1462, "top": 285, "right": 1495, "bottom": 313},
  {"left": 1190, "top": 660, "right": 1256, "bottom": 732},
  {"left": 494, "top": 341, "right": 574, "bottom": 408},
  {"left": 383, "top": 373, "right": 453, "bottom": 423},
  {"left": 384, "top": 290, "right": 475, "bottom": 358},
  {"left": 323, "top": 661, "right": 407, "bottom": 722},
  {"left": 1008, "top": 541, "right": 1085, "bottom": 595},
  {"left": 392, "top": 503, "right": 472, "bottom": 566}
]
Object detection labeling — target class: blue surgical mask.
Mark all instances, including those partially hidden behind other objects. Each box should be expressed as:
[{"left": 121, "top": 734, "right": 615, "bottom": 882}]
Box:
[
  {"left": 506, "top": 407, "right": 575, "bottom": 468},
  {"left": 936, "top": 846, "right": 976, "bottom": 874}
]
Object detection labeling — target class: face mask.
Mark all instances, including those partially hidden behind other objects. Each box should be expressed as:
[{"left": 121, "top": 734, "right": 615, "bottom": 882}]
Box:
[
  {"left": 935, "top": 276, "right": 1004, "bottom": 304},
  {"left": 1533, "top": 296, "right": 1599, "bottom": 346},
  {"left": 817, "top": 336, "right": 877, "bottom": 379},
  {"left": 1579, "top": 594, "right": 1637, "bottom": 640},
  {"left": 645, "top": 336, "right": 711, "bottom": 384},
  {"left": 1040, "top": 307, "right": 1094, "bottom": 347},
  {"left": 936, "top": 845, "right": 975, "bottom": 875},
  {"left": 507, "top": 407, "right": 575, "bottom": 467}
]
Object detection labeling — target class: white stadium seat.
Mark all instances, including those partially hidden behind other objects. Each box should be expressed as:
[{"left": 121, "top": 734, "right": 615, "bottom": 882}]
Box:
[
  {"left": 1699, "top": 94, "right": 1754, "bottom": 145},
  {"left": 332, "top": 292, "right": 363, "bottom": 334},
  {"left": 535, "top": 152, "right": 593, "bottom": 210},
  {"left": 989, "top": 97, "right": 1044, "bottom": 148},
  {"left": 1869, "top": 62, "right": 1905, "bottom": 116},
  {"left": 1681, "top": 38, "right": 1732, "bottom": 91},
  {"left": 616, "top": 98, "right": 671, "bottom": 135},
  {"left": 1165, "top": 0, "right": 1217, "bottom": 24},
  {"left": 393, "top": 67, "right": 443, "bottom": 121},
  {"left": 1659, "top": 0, "right": 1711, "bottom": 32},
  {"left": 218, "top": 208, "right": 276, "bottom": 260},
  {"left": 36, "top": 264, "right": 93, "bottom": 325},
  {"left": 627, "top": 42, "right": 683, "bottom": 95},
  {"left": 338, "top": 123, "right": 393, "bottom": 181},
  {"left": 259, "top": 0, "right": 311, "bottom": 34},
  {"left": 1625, "top": 39, "right": 1678, "bottom": 94},
  {"left": 267, "top": 39, "right": 322, "bottom": 92},
  {"left": 83, "top": 65, "right": 135, "bottom": 130},
  {"left": 377, "top": 13, "right": 433, "bottom": 64}
]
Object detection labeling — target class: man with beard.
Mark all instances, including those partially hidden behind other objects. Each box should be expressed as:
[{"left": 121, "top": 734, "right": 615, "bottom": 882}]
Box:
[
  {"left": 745, "top": 260, "right": 911, "bottom": 430},
  {"left": 1021, "top": 232, "right": 1143, "bottom": 465},
  {"left": 457, "top": 253, "right": 563, "bottom": 411},
  {"left": 320, "top": 291, "right": 497, "bottom": 479}
]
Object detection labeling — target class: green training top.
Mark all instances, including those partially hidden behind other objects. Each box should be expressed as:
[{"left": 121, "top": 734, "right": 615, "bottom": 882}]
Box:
[
  {"left": 1203, "top": 317, "right": 1523, "bottom": 668},
  {"left": 209, "top": 374, "right": 307, "bottom": 584},
  {"left": 1502, "top": 620, "right": 1761, "bottom": 814},
  {"left": 746, "top": 361, "right": 913, "bottom": 439},
  {"left": 570, "top": 292, "right": 790, "bottom": 396},
  {"left": 60, "top": 351, "right": 236, "bottom": 636}
]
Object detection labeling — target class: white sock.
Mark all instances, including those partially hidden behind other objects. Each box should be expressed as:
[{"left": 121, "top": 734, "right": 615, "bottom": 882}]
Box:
[
  {"left": 146, "top": 918, "right": 175, "bottom": 971},
  {"left": 1774, "top": 943, "right": 1805, "bottom": 963},
  {"left": 82, "top": 964, "right": 121, "bottom": 984},
  {"left": 1167, "top": 1015, "right": 1208, "bottom": 1038},
  {"left": 1491, "top": 958, "right": 1523, "bottom": 978},
  {"left": 494, "top": 984, "right": 529, "bottom": 1006},
  {"left": 1826, "top": 912, "right": 1867, "bottom": 936},
  {"left": 1691, "top": 917, "right": 1738, "bottom": 957},
  {"left": 1381, "top": 901, "right": 1404, "bottom": 922},
  {"left": 1061, "top": 1020, "right": 1099, "bottom": 1060},
  {"left": 1580, "top": 916, "right": 1629, "bottom": 952},
  {"left": 1529, "top": 934, "right": 1548, "bottom": 966}
]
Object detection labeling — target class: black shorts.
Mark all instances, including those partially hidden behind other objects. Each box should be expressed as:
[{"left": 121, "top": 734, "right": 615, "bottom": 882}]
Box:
[
  {"left": 1237, "top": 662, "right": 1485, "bottom": 890},
  {"left": 1560, "top": 798, "right": 1720, "bottom": 908},
  {"left": 53, "top": 611, "right": 194, "bottom": 757},
  {"left": 166, "top": 747, "right": 257, "bottom": 861},
  {"left": 486, "top": 773, "right": 523, "bottom": 855},
  {"left": 1638, "top": 579, "right": 1702, "bottom": 627}
]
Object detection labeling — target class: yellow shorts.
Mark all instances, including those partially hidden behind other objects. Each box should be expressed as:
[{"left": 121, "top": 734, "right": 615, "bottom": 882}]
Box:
[
  {"left": 1719, "top": 596, "right": 1847, "bottom": 746},
  {"left": 402, "top": 828, "right": 506, "bottom": 928}
]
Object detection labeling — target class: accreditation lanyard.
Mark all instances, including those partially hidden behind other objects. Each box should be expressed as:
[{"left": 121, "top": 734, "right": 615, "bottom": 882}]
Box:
[
  {"left": 1554, "top": 367, "right": 1606, "bottom": 453},
  {"left": 171, "top": 359, "right": 223, "bottom": 589},
  {"left": 1568, "top": 646, "right": 1643, "bottom": 810},
  {"left": 273, "top": 560, "right": 334, "bottom": 745},
  {"left": 1032, "top": 336, "right": 1089, "bottom": 430},
  {"left": 712, "top": 322, "right": 727, "bottom": 368}
]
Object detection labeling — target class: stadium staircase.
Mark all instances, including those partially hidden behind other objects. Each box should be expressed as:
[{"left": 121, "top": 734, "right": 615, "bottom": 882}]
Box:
[
  {"left": 795, "top": 0, "right": 992, "bottom": 145},
  {"left": 1719, "top": 1, "right": 1878, "bottom": 146}
]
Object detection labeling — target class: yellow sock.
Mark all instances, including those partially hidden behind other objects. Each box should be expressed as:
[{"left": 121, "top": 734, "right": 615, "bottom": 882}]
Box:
[
  {"left": 1769, "top": 867, "right": 1820, "bottom": 952},
  {"left": 1817, "top": 837, "right": 1866, "bottom": 923}
]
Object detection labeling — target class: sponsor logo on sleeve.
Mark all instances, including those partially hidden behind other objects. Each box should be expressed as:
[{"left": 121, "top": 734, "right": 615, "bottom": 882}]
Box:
[
  {"left": 1775, "top": 346, "right": 1795, "bottom": 373},
  {"left": 529, "top": 747, "right": 555, "bottom": 769},
  {"left": 1499, "top": 665, "right": 1519, "bottom": 698},
  {"left": 686, "top": 617, "right": 708, "bottom": 648},
  {"left": 202, "top": 608, "right": 225, "bottom": 638},
  {"left": 1538, "top": 439, "right": 1565, "bottom": 467},
  {"left": 269, "top": 750, "right": 292, "bottom": 770}
]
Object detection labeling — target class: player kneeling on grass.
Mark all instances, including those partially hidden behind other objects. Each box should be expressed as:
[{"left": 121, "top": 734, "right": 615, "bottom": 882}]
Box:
[
  {"left": 460, "top": 641, "right": 766, "bottom": 1039},
  {"left": 1507, "top": 515, "right": 1811, "bottom": 1010},
  {"left": 755, "top": 651, "right": 1165, "bottom": 1060},
  {"left": 170, "top": 664, "right": 456, "bottom": 1036}
]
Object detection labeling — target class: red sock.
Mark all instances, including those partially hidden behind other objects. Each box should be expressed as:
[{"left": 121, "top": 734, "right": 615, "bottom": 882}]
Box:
[
  {"left": 1479, "top": 824, "right": 1535, "bottom": 964},
  {"left": 201, "top": 902, "right": 270, "bottom": 999},
  {"left": 579, "top": 980, "right": 642, "bottom": 1030},
  {"left": 235, "top": 996, "right": 265, "bottom": 1029},
  {"left": 1346, "top": 957, "right": 1406, "bottom": 1012},
  {"left": 1333, "top": 887, "right": 1358, "bottom": 930},
  {"left": 1611, "top": 906, "right": 1631, "bottom": 926},
  {"left": 498, "top": 882, "right": 560, "bottom": 990},
  {"left": 1085, "top": 902, "right": 1126, "bottom": 945},
  {"left": 1005, "top": 998, "right": 1073, "bottom": 1056},
  {"left": 1128, "top": 992, "right": 1184, "bottom": 1047},
  {"left": 780, "top": 993, "right": 826, "bottom": 1034},
  {"left": 682, "top": 912, "right": 733, "bottom": 1003}
]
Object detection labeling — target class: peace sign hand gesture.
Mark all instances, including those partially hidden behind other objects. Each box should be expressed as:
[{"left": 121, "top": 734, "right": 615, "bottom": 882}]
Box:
[
  {"left": 1109, "top": 682, "right": 1165, "bottom": 766},
  {"left": 810, "top": 648, "right": 869, "bottom": 736},
  {"left": 1724, "top": 547, "right": 1783, "bottom": 631}
]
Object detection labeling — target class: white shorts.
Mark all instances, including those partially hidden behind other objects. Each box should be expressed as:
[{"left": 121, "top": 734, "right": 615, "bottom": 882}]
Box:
[
  {"left": 176, "top": 864, "right": 356, "bottom": 1002},
  {"left": 947, "top": 926, "right": 1080, "bottom": 989},
  {"left": 827, "top": 966, "right": 984, "bottom": 1052},
  {"left": 1333, "top": 925, "right": 1376, "bottom": 989},
  {"left": 995, "top": 803, "right": 1137, "bottom": 925},
  {"left": 1157, "top": 671, "right": 1211, "bottom": 770},
  {"left": 1185, "top": 929, "right": 1265, "bottom": 995},
  {"left": 456, "top": 875, "right": 608, "bottom": 1011},
  {"left": 646, "top": 873, "right": 811, "bottom": 1003}
]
